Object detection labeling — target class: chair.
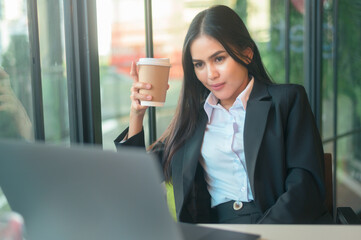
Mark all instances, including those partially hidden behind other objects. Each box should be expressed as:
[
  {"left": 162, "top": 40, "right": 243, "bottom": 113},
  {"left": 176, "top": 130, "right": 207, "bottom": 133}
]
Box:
[{"left": 324, "top": 153, "right": 361, "bottom": 224}]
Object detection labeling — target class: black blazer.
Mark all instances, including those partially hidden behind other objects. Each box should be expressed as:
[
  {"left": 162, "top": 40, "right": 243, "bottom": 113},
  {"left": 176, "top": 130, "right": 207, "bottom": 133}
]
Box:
[{"left": 115, "top": 80, "right": 333, "bottom": 224}]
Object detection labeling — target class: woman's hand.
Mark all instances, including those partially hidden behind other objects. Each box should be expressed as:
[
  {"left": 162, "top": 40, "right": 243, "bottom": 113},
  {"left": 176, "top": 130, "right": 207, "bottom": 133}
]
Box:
[
  {"left": 127, "top": 61, "right": 170, "bottom": 139},
  {"left": 127, "top": 61, "right": 153, "bottom": 139},
  {"left": 129, "top": 61, "right": 152, "bottom": 117}
]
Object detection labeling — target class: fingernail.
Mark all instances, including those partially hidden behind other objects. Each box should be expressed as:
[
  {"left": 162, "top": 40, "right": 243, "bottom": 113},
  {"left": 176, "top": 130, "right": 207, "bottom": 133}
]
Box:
[
  {"left": 146, "top": 84, "right": 151, "bottom": 89},
  {"left": 146, "top": 95, "right": 152, "bottom": 100}
]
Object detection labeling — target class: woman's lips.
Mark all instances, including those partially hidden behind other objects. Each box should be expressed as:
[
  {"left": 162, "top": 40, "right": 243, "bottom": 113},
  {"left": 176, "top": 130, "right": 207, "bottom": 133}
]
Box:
[{"left": 210, "top": 82, "right": 225, "bottom": 91}]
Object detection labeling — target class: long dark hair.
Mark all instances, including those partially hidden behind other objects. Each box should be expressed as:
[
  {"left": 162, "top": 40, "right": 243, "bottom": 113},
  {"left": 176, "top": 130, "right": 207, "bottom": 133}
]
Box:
[{"left": 153, "top": 5, "right": 273, "bottom": 181}]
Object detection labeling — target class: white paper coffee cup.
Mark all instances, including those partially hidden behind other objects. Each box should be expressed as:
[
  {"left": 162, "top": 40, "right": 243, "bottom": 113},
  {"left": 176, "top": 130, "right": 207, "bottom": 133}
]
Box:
[{"left": 137, "top": 58, "right": 171, "bottom": 107}]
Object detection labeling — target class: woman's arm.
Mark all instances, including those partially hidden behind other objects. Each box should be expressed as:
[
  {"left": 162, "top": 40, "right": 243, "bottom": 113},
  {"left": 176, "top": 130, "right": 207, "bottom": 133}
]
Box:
[{"left": 114, "top": 62, "right": 150, "bottom": 149}]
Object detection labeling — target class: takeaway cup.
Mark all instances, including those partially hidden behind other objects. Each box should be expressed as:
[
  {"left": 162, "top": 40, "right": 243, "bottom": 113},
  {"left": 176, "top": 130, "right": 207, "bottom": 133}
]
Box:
[{"left": 137, "top": 58, "right": 171, "bottom": 107}]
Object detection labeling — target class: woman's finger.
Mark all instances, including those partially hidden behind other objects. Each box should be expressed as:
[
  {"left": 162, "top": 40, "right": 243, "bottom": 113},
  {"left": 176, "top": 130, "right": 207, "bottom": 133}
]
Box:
[
  {"left": 130, "top": 96, "right": 149, "bottom": 113},
  {"left": 132, "top": 82, "right": 151, "bottom": 91},
  {"left": 131, "top": 91, "right": 152, "bottom": 102},
  {"left": 130, "top": 61, "right": 139, "bottom": 82},
  {"left": 129, "top": 61, "right": 150, "bottom": 114}
]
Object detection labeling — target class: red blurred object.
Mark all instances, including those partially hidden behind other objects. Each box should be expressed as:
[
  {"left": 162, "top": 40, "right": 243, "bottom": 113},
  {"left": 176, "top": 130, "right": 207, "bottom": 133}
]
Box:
[
  {"left": 0, "top": 212, "right": 24, "bottom": 240},
  {"left": 109, "top": 22, "right": 184, "bottom": 80},
  {"left": 291, "top": 0, "right": 326, "bottom": 14}
]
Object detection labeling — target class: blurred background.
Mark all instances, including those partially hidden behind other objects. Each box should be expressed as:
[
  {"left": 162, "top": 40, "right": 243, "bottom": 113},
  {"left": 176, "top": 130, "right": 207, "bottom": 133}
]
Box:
[{"left": 0, "top": 0, "right": 360, "bottom": 218}]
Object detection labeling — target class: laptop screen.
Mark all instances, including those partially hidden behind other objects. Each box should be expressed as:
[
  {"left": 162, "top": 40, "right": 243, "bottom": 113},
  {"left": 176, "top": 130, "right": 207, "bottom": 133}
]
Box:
[{"left": 0, "top": 140, "right": 183, "bottom": 240}]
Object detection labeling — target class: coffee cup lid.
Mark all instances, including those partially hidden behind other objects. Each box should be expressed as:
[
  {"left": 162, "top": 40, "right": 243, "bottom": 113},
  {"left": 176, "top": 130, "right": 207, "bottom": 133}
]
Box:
[{"left": 137, "top": 58, "right": 171, "bottom": 67}]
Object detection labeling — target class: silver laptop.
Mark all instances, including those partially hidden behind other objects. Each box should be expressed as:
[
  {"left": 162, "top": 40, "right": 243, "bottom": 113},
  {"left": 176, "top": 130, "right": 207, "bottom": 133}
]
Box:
[{"left": 0, "top": 139, "right": 259, "bottom": 240}]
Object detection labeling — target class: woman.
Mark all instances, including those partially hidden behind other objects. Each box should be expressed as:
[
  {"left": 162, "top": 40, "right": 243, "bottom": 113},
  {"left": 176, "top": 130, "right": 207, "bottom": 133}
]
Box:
[{"left": 115, "top": 5, "right": 332, "bottom": 224}]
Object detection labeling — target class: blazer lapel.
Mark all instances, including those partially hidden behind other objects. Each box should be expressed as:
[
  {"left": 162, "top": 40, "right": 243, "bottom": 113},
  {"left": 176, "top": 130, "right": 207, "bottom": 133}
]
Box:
[
  {"left": 244, "top": 81, "right": 272, "bottom": 198},
  {"left": 182, "top": 112, "right": 207, "bottom": 197},
  {"left": 172, "top": 111, "right": 207, "bottom": 218}
]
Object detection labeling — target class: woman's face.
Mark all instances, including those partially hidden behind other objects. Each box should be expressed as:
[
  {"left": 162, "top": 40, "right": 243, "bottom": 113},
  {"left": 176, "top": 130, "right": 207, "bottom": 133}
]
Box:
[{"left": 190, "top": 34, "right": 252, "bottom": 110}]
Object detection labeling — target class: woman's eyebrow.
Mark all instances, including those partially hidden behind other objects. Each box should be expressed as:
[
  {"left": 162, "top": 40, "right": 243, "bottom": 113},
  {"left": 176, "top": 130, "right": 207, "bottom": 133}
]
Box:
[
  {"left": 192, "top": 50, "right": 226, "bottom": 62},
  {"left": 208, "top": 50, "right": 226, "bottom": 60}
]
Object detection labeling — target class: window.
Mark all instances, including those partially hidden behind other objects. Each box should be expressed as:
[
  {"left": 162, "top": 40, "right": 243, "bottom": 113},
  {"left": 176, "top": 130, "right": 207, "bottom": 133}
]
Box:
[
  {"left": 37, "top": 0, "right": 69, "bottom": 144},
  {"left": 96, "top": 0, "right": 146, "bottom": 149},
  {"left": 334, "top": 0, "right": 361, "bottom": 211},
  {"left": 0, "top": 0, "right": 33, "bottom": 212}
]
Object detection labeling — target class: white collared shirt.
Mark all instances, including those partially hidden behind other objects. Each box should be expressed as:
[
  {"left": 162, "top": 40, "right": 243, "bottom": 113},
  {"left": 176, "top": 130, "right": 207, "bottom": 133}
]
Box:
[{"left": 200, "top": 78, "right": 254, "bottom": 207}]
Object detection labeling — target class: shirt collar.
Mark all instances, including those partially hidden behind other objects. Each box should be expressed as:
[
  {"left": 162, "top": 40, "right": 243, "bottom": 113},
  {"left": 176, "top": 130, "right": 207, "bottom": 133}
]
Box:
[{"left": 203, "top": 76, "right": 254, "bottom": 122}]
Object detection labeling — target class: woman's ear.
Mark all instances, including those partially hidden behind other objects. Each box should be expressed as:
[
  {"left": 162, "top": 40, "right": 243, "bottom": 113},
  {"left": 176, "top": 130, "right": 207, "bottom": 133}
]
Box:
[{"left": 243, "top": 47, "right": 254, "bottom": 64}]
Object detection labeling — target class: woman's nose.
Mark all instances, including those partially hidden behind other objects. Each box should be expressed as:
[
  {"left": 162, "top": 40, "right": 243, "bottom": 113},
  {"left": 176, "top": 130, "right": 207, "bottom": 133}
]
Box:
[{"left": 207, "top": 64, "right": 219, "bottom": 80}]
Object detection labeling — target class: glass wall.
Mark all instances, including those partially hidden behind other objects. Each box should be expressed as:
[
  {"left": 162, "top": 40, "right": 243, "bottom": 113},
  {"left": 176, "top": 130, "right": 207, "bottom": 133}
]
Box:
[
  {"left": 0, "top": 0, "right": 33, "bottom": 141},
  {"left": 0, "top": 0, "right": 33, "bottom": 212},
  {"left": 322, "top": 0, "right": 335, "bottom": 149},
  {"left": 96, "top": 0, "right": 146, "bottom": 149},
  {"left": 37, "top": 0, "right": 69, "bottom": 144},
  {"left": 335, "top": 0, "right": 361, "bottom": 212}
]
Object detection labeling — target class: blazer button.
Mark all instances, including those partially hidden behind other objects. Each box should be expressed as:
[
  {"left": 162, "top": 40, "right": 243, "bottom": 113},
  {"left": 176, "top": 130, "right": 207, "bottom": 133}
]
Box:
[{"left": 233, "top": 201, "right": 243, "bottom": 210}]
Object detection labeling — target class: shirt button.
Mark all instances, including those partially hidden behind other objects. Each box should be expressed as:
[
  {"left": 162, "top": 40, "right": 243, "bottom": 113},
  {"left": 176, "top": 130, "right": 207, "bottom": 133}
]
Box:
[{"left": 241, "top": 187, "right": 246, "bottom": 192}]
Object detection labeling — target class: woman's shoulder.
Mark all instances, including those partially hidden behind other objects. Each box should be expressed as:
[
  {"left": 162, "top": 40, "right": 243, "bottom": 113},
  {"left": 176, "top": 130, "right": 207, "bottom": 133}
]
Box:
[
  {"left": 268, "top": 82, "right": 305, "bottom": 92},
  {"left": 267, "top": 83, "right": 307, "bottom": 100},
  {"left": 264, "top": 83, "right": 310, "bottom": 110}
]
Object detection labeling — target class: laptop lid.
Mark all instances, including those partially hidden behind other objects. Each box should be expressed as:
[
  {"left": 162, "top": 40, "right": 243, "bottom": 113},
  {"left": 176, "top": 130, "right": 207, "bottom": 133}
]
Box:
[
  {"left": 0, "top": 140, "right": 183, "bottom": 240},
  {"left": 0, "top": 140, "right": 260, "bottom": 240}
]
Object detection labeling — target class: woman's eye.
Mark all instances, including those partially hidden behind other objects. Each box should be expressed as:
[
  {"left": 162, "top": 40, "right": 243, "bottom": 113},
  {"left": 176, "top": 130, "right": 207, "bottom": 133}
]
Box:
[
  {"left": 215, "top": 56, "right": 224, "bottom": 62},
  {"left": 194, "top": 62, "right": 203, "bottom": 68}
]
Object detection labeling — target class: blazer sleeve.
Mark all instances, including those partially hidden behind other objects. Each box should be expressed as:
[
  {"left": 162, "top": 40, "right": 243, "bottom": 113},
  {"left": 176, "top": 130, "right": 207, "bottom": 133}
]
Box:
[
  {"left": 258, "top": 85, "right": 332, "bottom": 224},
  {"left": 114, "top": 127, "right": 146, "bottom": 149}
]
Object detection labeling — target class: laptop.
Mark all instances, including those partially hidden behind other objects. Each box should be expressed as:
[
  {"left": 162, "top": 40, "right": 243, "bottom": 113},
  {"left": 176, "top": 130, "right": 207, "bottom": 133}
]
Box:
[{"left": 0, "top": 139, "right": 259, "bottom": 240}]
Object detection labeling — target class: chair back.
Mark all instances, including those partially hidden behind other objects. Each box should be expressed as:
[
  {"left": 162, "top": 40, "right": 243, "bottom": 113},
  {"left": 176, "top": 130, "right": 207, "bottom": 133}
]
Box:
[
  {"left": 324, "top": 153, "right": 361, "bottom": 224},
  {"left": 324, "top": 153, "right": 334, "bottom": 216}
]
